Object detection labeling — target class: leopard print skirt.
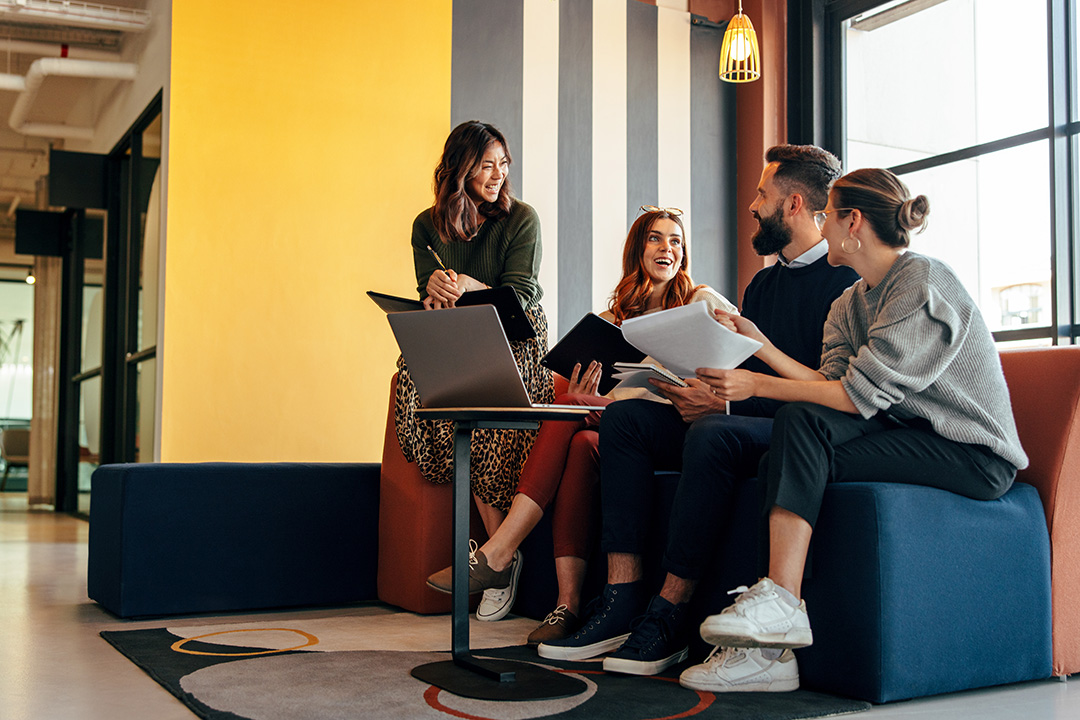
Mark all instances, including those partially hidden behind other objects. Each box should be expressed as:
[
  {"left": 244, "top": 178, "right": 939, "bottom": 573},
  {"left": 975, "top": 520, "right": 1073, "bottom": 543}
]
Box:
[{"left": 394, "top": 303, "right": 555, "bottom": 512}]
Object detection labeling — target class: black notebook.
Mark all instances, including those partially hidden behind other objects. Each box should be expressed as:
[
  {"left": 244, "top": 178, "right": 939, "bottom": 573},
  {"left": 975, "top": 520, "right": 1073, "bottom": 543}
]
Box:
[
  {"left": 540, "top": 313, "right": 647, "bottom": 395},
  {"left": 366, "top": 291, "right": 424, "bottom": 313},
  {"left": 367, "top": 286, "right": 536, "bottom": 342}
]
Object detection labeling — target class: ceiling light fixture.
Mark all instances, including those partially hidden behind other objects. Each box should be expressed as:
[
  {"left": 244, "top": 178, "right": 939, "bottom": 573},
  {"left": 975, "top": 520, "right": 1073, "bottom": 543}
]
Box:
[
  {"left": 719, "top": 1, "right": 760, "bottom": 83},
  {"left": 25, "top": 270, "right": 35, "bottom": 285}
]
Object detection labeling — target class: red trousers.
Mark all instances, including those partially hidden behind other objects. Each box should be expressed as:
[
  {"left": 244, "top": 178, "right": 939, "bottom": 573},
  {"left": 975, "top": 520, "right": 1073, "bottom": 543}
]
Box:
[{"left": 515, "top": 393, "right": 610, "bottom": 559}]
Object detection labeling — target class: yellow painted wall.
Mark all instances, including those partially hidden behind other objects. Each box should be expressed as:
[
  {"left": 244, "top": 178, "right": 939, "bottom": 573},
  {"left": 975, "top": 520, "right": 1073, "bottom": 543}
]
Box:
[{"left": 163, "top": 1, "right": 452, "bottom": 461}]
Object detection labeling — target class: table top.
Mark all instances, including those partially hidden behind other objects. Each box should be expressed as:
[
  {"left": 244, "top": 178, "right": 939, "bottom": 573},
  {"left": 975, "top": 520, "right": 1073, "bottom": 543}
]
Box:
[{"left": 416, "top": 406, "right": 598, "bottom": 422}]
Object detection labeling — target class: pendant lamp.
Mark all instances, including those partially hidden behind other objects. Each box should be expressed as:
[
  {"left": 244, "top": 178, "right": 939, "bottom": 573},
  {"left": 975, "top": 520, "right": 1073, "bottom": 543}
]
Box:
[{"left": 720, "top": 1, "right": 760, "bottom": 83}]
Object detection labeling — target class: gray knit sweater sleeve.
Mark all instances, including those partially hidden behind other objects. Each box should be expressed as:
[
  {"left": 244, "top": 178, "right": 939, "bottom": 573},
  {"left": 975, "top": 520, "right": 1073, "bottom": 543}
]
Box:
[{"left": 821, "top": 252, "right": 1027, "bottom": 470}]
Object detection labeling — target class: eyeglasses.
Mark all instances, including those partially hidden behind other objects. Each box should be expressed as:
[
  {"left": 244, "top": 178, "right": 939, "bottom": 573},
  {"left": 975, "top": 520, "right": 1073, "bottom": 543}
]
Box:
[
  {"left": 640, "top": 205, "right": 683, "bottom": 217},
  {"left": 813, "top": 208, "right": 852, "bottom": 231}
]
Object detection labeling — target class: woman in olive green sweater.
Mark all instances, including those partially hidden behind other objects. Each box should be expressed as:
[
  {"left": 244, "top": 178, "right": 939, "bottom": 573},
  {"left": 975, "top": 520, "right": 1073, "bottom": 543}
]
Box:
[{"left": 394, "top": 120, "right": 554, "bottom": 555}]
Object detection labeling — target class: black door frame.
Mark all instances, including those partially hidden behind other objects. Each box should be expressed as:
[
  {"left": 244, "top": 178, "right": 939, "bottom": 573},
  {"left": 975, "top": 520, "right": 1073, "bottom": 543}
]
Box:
[{"left": 55, "top": 91, "right": 162, "bottom": 513}]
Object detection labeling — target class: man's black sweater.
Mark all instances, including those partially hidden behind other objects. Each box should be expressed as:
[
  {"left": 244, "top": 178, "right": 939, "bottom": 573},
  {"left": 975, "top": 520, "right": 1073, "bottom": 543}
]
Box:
[{"left": 732, "top": 255, "right": 860, "bottom": 418}]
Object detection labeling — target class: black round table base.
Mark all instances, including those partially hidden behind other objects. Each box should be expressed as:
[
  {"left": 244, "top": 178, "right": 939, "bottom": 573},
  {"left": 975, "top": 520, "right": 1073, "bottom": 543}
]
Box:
[{"left": 411, "top": 658, "right": 587, "bottom": 701}]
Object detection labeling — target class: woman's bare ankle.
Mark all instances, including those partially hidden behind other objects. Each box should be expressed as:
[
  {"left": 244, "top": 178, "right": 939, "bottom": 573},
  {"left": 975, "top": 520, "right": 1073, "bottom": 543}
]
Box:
[{"left": 479, "top": 543, "right": 514, "bottom": 573}]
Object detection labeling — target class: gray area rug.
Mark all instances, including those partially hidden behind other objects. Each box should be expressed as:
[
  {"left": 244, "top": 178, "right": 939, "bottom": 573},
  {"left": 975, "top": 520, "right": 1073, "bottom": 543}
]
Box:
[{"left": 100, "top": 616, "right": 870, "bottom": 720}]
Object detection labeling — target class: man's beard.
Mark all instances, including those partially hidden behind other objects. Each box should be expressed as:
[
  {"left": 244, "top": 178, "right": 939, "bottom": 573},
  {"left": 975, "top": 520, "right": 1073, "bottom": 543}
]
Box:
[{"left": 751, "top": 206, "right": 793, "bottom": 257}]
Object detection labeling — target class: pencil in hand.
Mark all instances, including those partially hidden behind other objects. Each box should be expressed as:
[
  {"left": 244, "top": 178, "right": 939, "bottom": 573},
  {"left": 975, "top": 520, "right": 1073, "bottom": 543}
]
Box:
[{"left": 426, "top": 245, "right": 448, "bottom": 272}]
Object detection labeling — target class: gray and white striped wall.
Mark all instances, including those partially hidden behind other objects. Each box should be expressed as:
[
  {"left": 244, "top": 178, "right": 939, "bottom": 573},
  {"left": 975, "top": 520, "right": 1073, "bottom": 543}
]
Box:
[{"left": 451, "top": 0, "right": 736, "bottom": 337}]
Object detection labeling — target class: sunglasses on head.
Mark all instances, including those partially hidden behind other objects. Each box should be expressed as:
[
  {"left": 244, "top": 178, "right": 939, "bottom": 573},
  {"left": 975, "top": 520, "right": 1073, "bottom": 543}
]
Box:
[{"left": 640, "top": 205, "right": 684, "bottom": 217}]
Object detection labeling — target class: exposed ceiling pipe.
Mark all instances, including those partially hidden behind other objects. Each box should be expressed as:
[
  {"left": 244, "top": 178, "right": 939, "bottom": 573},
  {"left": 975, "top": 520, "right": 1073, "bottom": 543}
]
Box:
[
  {"left": 0, "top": 73, "right": 24, "bottom": 91},
  {"left": 8, "top": 56, "right": 137, "bottom": 139},
  {"left": 0, "top": 1, "right": 150, "bottom": 33},
  {"left": 0, "top": 38, "right": 123, "bottom": 61}
]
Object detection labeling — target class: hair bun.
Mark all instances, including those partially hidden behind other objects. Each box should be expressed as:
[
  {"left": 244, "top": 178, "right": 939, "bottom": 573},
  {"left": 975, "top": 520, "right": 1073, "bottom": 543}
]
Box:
[{"left": 897, "top": 194, "right": 930, "bottom": 233}]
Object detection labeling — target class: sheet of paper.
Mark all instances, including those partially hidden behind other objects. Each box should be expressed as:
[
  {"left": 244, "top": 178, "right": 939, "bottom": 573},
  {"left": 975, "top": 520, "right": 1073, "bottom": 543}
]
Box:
[{"left": 619, "top": 302, "right": 763, "bottom": 377}]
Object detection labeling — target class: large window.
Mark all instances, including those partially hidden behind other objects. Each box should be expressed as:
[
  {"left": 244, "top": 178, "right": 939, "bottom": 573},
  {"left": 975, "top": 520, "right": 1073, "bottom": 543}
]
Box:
[{"left": 799, "top": 0, "right": 1078, "bottom": 345}]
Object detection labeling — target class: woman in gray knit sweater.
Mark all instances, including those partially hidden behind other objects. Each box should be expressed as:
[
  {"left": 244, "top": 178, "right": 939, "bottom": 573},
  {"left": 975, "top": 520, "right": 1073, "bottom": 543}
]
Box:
[{"left": 681, "top": 168, "right": 1027, "bottom": 692}]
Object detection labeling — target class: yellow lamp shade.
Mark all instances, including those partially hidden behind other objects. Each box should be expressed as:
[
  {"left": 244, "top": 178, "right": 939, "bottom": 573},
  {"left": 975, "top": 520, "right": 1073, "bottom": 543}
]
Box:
[{"left": 720, "top": 11, "right": 760, "bottom": 83}]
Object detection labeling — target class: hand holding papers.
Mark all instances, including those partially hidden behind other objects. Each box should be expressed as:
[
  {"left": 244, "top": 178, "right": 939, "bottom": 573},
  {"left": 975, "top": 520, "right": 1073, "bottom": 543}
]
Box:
[{"left": 619, "top": 302, "right": 763, "bottom": 378}]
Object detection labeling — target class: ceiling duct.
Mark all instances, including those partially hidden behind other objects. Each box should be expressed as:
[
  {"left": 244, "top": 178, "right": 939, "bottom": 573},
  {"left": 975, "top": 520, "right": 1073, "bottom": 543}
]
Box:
[{"left": 8, "top": 56, "right": 138, "bottom": 139}]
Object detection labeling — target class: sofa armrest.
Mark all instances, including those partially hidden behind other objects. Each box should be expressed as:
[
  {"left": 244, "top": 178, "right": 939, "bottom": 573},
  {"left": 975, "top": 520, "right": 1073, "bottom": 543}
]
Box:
[{"left": 1000, "top": 346, "right": 1080, "bottom": 675}]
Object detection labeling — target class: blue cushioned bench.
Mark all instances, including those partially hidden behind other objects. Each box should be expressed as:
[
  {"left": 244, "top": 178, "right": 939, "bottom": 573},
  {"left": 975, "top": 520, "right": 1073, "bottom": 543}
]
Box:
[
  {"left": 799, "top": 480, "right": 1051, "bottom": 702},
  {"left": 88, "top": 462, "right": 380, "bottom": 618}
]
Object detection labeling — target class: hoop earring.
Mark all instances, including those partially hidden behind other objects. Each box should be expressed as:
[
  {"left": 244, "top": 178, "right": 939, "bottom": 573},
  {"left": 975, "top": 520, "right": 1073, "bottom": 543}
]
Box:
[{"left": 842, "top": 235, "right": 861, "bottom": 254}]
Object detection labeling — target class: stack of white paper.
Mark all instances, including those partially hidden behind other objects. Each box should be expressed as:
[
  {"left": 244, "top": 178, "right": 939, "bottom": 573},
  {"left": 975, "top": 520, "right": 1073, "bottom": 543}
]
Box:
[{"left": 619, "top": 302, "right": 763, "bottom": 378}]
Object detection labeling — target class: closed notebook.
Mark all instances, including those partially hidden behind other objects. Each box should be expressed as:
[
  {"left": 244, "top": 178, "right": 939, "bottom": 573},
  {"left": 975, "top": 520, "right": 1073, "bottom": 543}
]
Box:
[
  {"left": 367, "top": 286, "right": 535, "bottom": 342},
  {"left": 540, "top": 313, "right": 646, "bottom": 395}
]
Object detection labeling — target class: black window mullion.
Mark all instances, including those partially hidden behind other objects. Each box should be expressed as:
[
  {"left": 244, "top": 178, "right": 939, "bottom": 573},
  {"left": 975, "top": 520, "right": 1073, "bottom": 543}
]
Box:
[
  {"left": 99, "top": 156, "right": 123, "bottom": 465},
  {"left": 888, "top": 128, "right": 1054, "bottom": 176},
  {"left": 56, "top": 210, "right": 84, "bottom": 513},
  {"left": 1072, "top": 131, "right": 1080, "bottom": 344},
  {"left": 121, "top": 133, "right": 144, "bottom": 460},
  {"left": 1049, "top": 0, "right": 1075, "bottom": 344}
]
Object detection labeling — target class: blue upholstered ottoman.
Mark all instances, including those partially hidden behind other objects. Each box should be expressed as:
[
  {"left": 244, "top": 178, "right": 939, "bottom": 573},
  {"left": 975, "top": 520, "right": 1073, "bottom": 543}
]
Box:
[
  {"left": 88, "top": 462, "right": 380, "bottom": 618},
  {"left": 799, "top": 481, "right": 1052, "bottom": 703}
]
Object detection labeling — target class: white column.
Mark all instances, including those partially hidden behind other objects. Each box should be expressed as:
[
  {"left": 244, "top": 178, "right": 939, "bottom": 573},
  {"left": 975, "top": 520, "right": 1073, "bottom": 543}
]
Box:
[
  {"left": 522, "top": 0, "right": 561, "bottom": 336},
  {"left": 592, "top": 0, "right": 628, "bottom": 314},
  {"left": 657, "top": 6, "right": 692, "bottom": 245}
]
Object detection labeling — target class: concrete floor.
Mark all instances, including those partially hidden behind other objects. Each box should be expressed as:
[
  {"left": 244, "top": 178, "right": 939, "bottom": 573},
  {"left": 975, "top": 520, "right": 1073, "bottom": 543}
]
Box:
[{"left": 1, "top": 494, "right": 1077, "bottom": 720}]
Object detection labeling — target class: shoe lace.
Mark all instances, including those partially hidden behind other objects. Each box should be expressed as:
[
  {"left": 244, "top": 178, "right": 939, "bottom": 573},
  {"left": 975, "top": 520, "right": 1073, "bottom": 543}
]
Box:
[
  {"left": 543, "top": 604, "right": 569, "bottom": 626},
  {"left": 724, "top": 580, "right": 770, "bottom": 613},
  {"left": 703, "top": 645, "right": 745, "bottom": 667},
  {"left": 573, "top": 589, "right": 616, "bottom": 636},
  {"left": 483, "top": 585, "right": 509, "bottom": 603},
  {"left": 468, "top": 538, "right": 479, "bottom": 568},
  {"left": 620, "top": 608, "right": 670, "bottom": 652}
]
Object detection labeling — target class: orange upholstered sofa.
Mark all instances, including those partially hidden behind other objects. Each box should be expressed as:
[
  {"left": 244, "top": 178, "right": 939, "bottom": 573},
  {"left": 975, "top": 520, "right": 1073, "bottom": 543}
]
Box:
[
  {"left": 999, "top": 347, "right": 1080, "bottom": 677},
  {"left": 378, "top": 348, "right": 1080, "bottom": 679},
  {"left": 377, "top": 373, "right": 459, "bottom": 614}
]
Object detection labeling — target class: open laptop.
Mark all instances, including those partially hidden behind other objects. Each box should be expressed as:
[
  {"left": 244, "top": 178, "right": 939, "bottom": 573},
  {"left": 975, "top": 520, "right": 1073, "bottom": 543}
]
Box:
[{"left": 387, "top": 305, "right": 591, "bottom": 409}]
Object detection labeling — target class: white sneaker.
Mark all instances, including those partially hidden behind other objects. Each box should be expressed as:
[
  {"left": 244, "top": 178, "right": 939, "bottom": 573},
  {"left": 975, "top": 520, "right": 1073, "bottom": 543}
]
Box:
[
  {"left": 699, "top": 578, "right": 812, "bottom": 649},
  {"left": 680, "top": 646, "right": 799, "bottom": 692},
  {"left": 475, "top": 550, "right": 522, "bottom": 622}
]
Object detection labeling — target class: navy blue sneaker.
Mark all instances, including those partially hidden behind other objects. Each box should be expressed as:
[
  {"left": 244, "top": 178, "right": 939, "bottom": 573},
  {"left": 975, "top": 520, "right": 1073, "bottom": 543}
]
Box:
[
  {"left": 537, "top": 582, "right": 645, "bottom": 661},
  {"left": 602, "top": 595, "right": 690, "bottom": 676}
]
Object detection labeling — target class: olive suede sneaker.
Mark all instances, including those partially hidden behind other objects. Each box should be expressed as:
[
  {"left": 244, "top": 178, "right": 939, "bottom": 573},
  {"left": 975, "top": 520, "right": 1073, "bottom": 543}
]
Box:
[
  {"left": 602, "top": 595, "right": 690, "bottom": 676},
  {"left": 475, "top": 550, "right": 523, "bottom": 622},
  {"left": 537, "top": 582, "right": 645, "bottom": 661},
  {"left": 679, "top": 646, "right": 800, "bottom": 692},
  {"left": 426, "top": 540, "right": 517, "bottom": 596},
  {"left": 698, "top": 578, "right": 813, "bottom": 649}
]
